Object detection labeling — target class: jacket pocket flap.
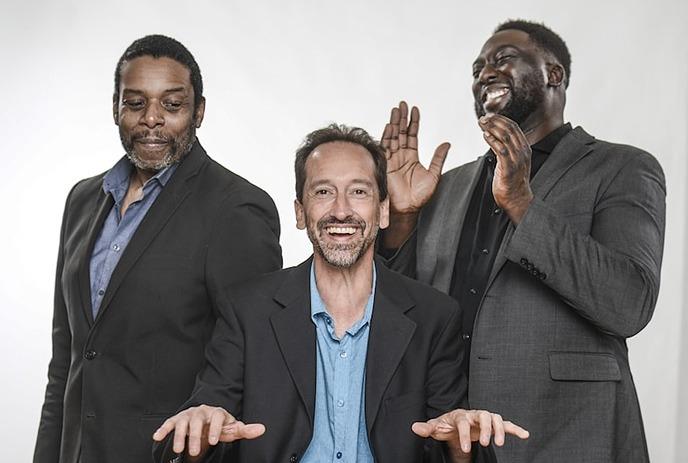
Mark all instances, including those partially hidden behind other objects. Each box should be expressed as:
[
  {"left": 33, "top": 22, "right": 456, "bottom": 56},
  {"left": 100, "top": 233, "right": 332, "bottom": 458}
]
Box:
[{"left": 549, "top": 351, "right": 621, "bottom": 382}]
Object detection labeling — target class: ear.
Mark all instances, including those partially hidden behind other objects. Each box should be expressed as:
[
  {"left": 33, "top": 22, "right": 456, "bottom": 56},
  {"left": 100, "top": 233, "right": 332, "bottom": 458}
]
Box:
[
  {"left": 379, "top": 196, "right": 390, "bottom": 230},
  {"left": 194, "top": 96, "right": 206, "bottom": 128},
  {"left": 547, "top": 63, "right": 565, "bottom": 88},
  {"left": 294, "top": 199, "right": 306, "bottom": 230},
  {"left": 112, "top": 94, "right": 119, "bottom": 125}
]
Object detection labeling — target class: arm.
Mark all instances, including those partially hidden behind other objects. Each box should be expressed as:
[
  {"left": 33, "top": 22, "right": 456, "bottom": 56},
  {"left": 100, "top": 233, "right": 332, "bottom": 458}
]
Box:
[
  {"left": 33, "top": 187, "right": 77, "bottom": 463},
  {"left": 479, "top": 115, "right": 665, "bottom": 337},
  {"left": 205, "top": 186, "right": 282, "bottom": 313}
]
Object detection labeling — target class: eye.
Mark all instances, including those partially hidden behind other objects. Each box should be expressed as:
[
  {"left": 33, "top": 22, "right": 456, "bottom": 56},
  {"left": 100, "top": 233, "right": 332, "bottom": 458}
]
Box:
[
  {"left": 352, "top": 188, "right": 369, "bottom": 197},
  {"left": 163, "top": 100, "right": 183, "bottom": 111},
  {"left": 314, "top": 188, "right": 330, "bottom": 196},
  {"left": 495, "top": 54, "right": 514, "bottom": 65},
  {"left": 123, "top": 99, "right": 145, "bottom": 109}
]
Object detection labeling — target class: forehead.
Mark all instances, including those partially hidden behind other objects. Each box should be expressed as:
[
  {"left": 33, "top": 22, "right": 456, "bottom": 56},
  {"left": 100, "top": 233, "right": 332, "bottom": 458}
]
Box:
[
  {"left": 119, "top": 56, "right": 192, "bottom": 93},
  {"left": 305, "top": 141, "right": 376, "bottom": 181},
  {"left": 476, "top": 29, "right": 535, "bottom": 60}
]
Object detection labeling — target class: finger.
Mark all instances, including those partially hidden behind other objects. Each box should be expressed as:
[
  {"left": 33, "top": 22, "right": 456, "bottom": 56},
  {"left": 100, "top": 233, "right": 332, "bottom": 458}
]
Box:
[
  {"left": 172, "top": 416, "right": 190, "bottom": 454},
  {"left": 152, "top": 417, "right": 177, "bottom": 441},
  {"left": 478, "top": 411, "right": 493, "bottom": 447},
  {"left": 411, "top": 421, "right": 434, "bottom": 438},
  {"left": 406, "top": 106, "right": 420, "bottom": 150},
  {"left": 220, "top": 421, "right": 266, "bottom": 442},
  {"left": 187, "top": 413, "right": 206, "bottom": 456},
  {"left": 457, "top": 416, "right": 472, "bottom": 453},
  {"left": 492, "top": 414, "right": 505, "bottom": 447},
  {"left": 428, "top": 142, "right": 450, "bottom": 178},
  {"left": 390, "top": 106, "right": 401, "bottom": 126},
  {"left": 399, "top": 101, "right": 409, "bottom": 148},
  {"left": 238, "top": 423, "right": 266, "bottom": 440},
  {"left": 390, "top": 116, "right": 400, "bottom": 152},
  {"left": 208, "top": 409, "right": 228, "bottom": 446},
  {"left": 479, "top": 115, "right": 528, "bottom": 162},
  {"left": 483, "top": 130, "right": 509, "bottom": 159},
  {"left": 503, "top": 420, "right": 530, "bottom": 440},
  {"left": 381, "top": 123, "right": 392, "bottom": 151}
]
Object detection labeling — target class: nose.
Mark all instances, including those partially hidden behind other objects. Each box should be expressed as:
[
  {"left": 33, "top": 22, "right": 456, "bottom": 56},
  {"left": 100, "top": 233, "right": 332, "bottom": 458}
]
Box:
[
  {"left": 141, "top": 101, "right": 164, "bottom": 128},
  {"left": 477, "top": 62, "right": 499, "bottom": 85},
  {"left": 332, "top": 193, "right": 353, "bottom": 220}
]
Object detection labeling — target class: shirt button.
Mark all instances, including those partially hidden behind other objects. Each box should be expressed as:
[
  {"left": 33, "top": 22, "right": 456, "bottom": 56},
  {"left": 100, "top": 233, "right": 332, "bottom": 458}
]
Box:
[
  {"left": 326, "top": 318, "right": 332, "bottom": 325},
  {"left": 84, "top": 350, "right": 97, "bottom": 360},
  {"left": 289, "top": 455, "right": 298, "bottom": 463},
  {"left": 336, "top": 452, "right": 342, "bottom": 459},
  {"left": 469, "top": 288, "right": 477, "bottom": 295},
  {"left": 493, "top": 208, "right": 502, "bottom": 215},
  {"left": 112, "top": 243, "right": 120, "bottom": 252},
  {"left": 339, "top": 351, "right": 347, "bottom": 358},
  {"left": 337, "top": 400, "right": 345, "bottom": 407},
  {"left": 462, "top": 333, "right": 471, "bottom": 340},
  {"left": 481, "top": 248, "right": 489, "bottom": 255},
  {"left": 98, "top": 289, "right": 105, "bottom": 296}
]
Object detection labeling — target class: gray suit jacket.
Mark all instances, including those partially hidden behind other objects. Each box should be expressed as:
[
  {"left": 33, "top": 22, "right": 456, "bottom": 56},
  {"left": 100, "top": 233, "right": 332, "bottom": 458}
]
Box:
[{"left": 385, "top": 127, "right": 666, "bottom": 463}]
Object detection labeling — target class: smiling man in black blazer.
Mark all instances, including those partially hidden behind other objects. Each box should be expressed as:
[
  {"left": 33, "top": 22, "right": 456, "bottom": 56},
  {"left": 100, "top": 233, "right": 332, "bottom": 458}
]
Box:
[
  {"left": 153, "top": 124, "right": 528, "bottom": 463},
  {"left": 33, "top": 35, "right": 282, "bottom": 463}
]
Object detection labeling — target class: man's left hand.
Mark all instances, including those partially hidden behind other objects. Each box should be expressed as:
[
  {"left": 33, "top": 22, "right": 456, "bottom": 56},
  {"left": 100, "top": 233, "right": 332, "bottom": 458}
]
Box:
[
  {"left": 412, "top": 409, "right": 529, "bottom": 462},
  {"left": 478, "top": 114, "right": 534, "bottom": 224}
]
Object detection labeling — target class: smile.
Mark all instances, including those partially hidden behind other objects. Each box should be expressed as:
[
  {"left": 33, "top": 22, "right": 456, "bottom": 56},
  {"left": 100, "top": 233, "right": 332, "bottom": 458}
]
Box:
[
  {"left": 325, "top": 226, "right": 358, "bottom": 235},
  {"left": 483, "top": 86, "right": 510, "bottom": 104}
]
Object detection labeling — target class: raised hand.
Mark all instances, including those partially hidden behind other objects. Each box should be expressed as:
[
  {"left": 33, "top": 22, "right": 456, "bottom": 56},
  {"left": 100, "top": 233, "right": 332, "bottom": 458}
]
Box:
[
  {"left": 412, "top": 408, "right": 529, "bottom": 462},
  {"left": 478, "top": 114, "right": 534, "bottom": 224},
  {"left": 380, "top": 101, "right": 450, "bottom": 248},
  {"left": 152, "top": 405, "right": 265, "bottom": 458}
]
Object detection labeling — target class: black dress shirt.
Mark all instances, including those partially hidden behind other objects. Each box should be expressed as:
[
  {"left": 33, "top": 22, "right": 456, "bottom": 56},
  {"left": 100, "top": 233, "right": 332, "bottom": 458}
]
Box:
[{"left": 450, "top": 123, "right": 572, "bottom": 377}]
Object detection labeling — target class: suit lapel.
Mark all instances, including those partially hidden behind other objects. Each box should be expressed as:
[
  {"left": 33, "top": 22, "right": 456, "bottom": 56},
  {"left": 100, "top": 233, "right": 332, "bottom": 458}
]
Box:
[
  {"left": 482, "top": 127, "right": 595, "bottom": 294},
  {"left": 418, "top": 157, "right": 484, "bottom": 292},
  {"left": 93, "top": 143, "right": 207, "bottom": 324},
  {"left": 365, "top": 262, "right": 416, "bottom": 433},
  {"left": 270, "top": 259, "right": 317, "bottom": 427},
  {"left": 78, "top": 190, "right": 114, "bottom": 326}
]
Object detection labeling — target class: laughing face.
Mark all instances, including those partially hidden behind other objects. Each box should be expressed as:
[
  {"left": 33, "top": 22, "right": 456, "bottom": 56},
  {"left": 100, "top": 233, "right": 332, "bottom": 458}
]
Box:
[
  {"left": 472, "top": 29, "right": 547, "bottom": 125},
  {"left": 114, "top": 56, "right": 205, "bottom": 172},
  {"left": 295, "top": 141, "right": 389, "bottom": 269}
]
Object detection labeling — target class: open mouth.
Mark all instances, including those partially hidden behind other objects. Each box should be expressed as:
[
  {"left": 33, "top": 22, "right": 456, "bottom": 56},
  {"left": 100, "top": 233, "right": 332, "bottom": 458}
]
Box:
[
  {"left": 135, "top": 138, "right": 168, "bottom": 150},
  {"left": 324, "top": 225, "right": 359, "bottom": 236},
  {"left": 482, "top": 86, "right": 511, "bottom": 110}
]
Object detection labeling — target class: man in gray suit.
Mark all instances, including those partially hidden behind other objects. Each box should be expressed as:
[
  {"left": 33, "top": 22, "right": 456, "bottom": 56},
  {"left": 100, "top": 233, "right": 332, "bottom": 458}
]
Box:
[{"left": 379, "top": 19, "right": 666, "bottom": 463}]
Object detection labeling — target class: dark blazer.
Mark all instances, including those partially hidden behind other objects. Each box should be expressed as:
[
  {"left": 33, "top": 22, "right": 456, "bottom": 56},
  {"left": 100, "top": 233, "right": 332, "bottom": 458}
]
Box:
[
  {"left": 385, "top": 127, "right": 666, "bottom": 463},
  {"left": 156, "top": 258, "right": 473, "bottom": 463},
  {"left": 34, "top": 141, "right": 282, "bottom": 463}
]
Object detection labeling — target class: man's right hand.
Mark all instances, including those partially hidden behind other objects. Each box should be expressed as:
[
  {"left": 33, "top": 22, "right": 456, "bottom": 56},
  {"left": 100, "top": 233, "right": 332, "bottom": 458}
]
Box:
[
  {"left": 381, "top": 101, "right": 450, "bottom": 249},
  {"left": 152, "top": 405, "right": 265, "bottom": 458}
]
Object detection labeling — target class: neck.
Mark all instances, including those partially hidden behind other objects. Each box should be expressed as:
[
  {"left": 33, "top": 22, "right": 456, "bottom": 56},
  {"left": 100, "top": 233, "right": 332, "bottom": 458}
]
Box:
[
  {"left": 313, "top": 250, "right": 375, "bottom": 335},
  {"left": 519, "top": 110, "right": 564, "bottom": 145}
]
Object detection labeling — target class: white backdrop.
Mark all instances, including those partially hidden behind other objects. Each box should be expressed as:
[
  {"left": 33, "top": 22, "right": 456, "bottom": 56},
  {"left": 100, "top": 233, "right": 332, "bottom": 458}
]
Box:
[{"left": 1, "top": 0, "right": 686, "bottom": 461}]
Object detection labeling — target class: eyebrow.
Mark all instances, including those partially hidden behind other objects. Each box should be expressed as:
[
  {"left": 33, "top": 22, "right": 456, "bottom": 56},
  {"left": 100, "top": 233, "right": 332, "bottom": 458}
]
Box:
[
  {"left": 308, "top": 179, "right": 375, "bottom": 188},
  {"left": 473, "top": 44, "right": 521, "bottom": 67},
  {"left": 122, "top": 87, "right": 189, "bottom": 95}
]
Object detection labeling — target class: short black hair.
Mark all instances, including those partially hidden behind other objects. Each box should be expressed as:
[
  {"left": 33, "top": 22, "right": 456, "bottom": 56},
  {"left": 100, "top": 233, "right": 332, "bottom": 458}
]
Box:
[
  {"left": 495, "top": 19, "right": 571, "bottom": 88},
  {"left": 295, "top": 124, "right": 388, "bottom": 202},
  {"left": 114, "top": 34, "right": 203, "bottom": 109}
]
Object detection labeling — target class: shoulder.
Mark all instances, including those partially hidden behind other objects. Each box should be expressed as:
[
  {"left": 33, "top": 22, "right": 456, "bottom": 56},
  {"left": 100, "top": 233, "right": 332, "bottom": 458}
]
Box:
[{"left": 222, "top": 265, "right": 302, "bottom": 314}]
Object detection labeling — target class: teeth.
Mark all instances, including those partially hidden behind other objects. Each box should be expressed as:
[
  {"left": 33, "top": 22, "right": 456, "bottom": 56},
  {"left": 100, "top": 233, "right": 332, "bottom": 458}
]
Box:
[
  {"left": 486, "top": 88, "right": 509, "bottom": 102},
  {"left": 325, "top": 226, "right": 356, "bottom": 235}
]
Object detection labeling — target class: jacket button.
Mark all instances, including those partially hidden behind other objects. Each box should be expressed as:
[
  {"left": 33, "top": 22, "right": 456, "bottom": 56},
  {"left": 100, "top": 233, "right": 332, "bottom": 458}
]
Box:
[
  {"left": 289, "top": 455, "right": 298, "bottom": 463},
  {"left": 462, "top": 334, "right": 471, "bottom": 340},
  {"left": 539, "top": 272, "right": 547, "bottom": 280},
  {"left": 84, "top": 350, "right": 97, "bottom": 360}
]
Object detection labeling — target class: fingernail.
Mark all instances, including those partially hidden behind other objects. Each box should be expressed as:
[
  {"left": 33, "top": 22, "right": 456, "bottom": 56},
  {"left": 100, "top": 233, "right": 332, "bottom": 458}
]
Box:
[{"left": 463, "top": 443, "right": 471, "bottom": 452}]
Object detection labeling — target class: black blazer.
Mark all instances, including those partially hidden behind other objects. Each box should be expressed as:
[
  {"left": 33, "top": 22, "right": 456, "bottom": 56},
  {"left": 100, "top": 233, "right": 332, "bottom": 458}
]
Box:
[
  {"left": 156, "top": 258, "right": 471, "bottom": 463},
  {"left": 34, "top": 141, "right": 282, "bottom": 463}
]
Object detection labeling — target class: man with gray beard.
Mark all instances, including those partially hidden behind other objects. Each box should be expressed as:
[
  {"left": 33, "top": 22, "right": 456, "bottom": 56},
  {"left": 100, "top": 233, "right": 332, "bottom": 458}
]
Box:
[
  {"left": 34, "top": 35, "right": 282, "bottom": 463},
  {"left": 152, "top": 124, "right": 528, "bottom": 463}
]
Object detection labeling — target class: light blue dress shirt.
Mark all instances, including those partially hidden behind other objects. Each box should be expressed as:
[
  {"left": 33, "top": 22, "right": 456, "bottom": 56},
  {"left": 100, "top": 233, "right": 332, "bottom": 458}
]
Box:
[
  {"left": 300, "top": 264, "right": 376, "bottom": 463},
  {"left": 89, "top": 157, "right": 177, "bottom": 317}
]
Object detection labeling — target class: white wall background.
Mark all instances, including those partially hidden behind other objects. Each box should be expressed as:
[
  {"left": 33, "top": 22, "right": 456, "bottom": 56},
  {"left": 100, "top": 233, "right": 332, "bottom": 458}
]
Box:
[{"left": 1, "top": 0, "right": 686, "bottom": 460}]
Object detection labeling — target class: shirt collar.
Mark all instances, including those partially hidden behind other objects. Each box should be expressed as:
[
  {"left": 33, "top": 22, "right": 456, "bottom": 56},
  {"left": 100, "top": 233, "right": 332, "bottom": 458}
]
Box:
[
  {"left": 531, "top": 122, "right": 572, "bottom": 154},
  {"left": 102, "top": 156, "right": 178, "bottom": 204},
  {"left": 309, "top": 262, "right": 377, "bottom": 336}
]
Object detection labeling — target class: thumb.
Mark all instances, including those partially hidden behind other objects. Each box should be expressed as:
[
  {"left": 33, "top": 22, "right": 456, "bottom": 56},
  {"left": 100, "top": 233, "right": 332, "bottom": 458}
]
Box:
[
  {"left": 237, "top": 423, "right": 266, "bottom": 440},
  {"left": 428, "top": 142, "right": 451, "bottom": 178}
]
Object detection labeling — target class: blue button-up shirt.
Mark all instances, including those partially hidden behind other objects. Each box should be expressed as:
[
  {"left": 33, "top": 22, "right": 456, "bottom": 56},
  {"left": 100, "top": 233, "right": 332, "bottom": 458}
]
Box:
[
  {"left": 301, "top": 264, "right": 376, "bottom": 463},
  {"left": 89, "top": 157, "right": 177, "bottom": 317}
]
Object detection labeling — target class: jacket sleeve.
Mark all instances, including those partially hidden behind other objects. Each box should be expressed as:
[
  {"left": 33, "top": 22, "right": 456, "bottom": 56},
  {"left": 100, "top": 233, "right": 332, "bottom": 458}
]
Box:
[
  {"left": 205, "top": 185, "right": 282, "bottom": 314},
  {"left": 33, "top": 186, "right": 77, "bottom": 463},
  {"left": 502, "top": 149, "right": 666, "bottom": 338},
  {"left": 377, "top": 228, "right": 419, "bottom": 279}
]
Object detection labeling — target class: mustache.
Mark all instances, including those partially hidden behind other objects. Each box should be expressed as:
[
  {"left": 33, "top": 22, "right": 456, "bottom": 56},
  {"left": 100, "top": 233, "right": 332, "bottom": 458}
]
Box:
[
  {"left": 131, "top": 131, "right": 170, "bottom": 142},
  {"left": 317, "top": 216, "right": 366, "bottom": 230}
]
